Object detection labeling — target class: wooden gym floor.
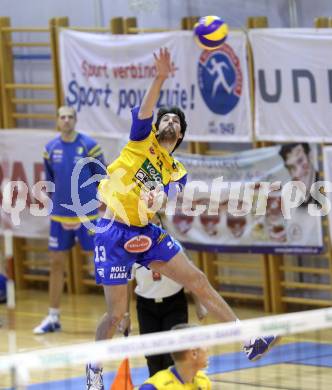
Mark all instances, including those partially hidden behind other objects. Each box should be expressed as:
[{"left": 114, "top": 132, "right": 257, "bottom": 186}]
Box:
[{"left": 0, "top": 289, "right": 332, "bottom": 389}]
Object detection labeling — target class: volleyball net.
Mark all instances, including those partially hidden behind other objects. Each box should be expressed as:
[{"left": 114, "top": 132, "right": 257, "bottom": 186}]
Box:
[{"left": 1, "top": 307, "right": 332, "bottom": 389}]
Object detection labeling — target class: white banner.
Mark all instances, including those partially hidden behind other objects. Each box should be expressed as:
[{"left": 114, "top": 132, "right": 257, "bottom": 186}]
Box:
[
  {"left": 249, "top": 29, "right": 332, "bottom": 142},
  {"left": 323, "top": 146, "right": 332, "bottom": 243},
  {"left": 0, "top": 130, "right": 324, "bottom": 252},
  {"left": 162, "top": 144, "right": 323, "bottom": 254},
  {"left": 0, "top": 130, "right": 121, "bottom": 238},
  {"left": 59, "top": 29, "right": 252, "bottom": 142}
]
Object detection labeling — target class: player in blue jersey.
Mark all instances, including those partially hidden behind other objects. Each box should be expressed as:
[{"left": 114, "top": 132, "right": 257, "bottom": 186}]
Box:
[{"left": 33, "top": 106, "right": 105, "bottom": 334}]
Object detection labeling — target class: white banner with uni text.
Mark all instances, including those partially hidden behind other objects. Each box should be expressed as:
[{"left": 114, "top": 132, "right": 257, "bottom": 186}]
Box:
[
  {"left": 59, "top": 29, "right": 252, "bottom": 142},
  {"left": 249, "top": 29, "right": 332, "bottom": 142}
]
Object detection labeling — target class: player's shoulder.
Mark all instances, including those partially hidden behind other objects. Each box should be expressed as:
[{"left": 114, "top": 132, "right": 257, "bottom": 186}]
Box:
[
  {"left": 77, "top": 132, "right": 98, "bottom": 148},
  {"left": 45, "top": 135, "right": 61, "bottom": 152},
  {"left": 76, "top": 132, "right": 102, "bottom": 156},
  {"left": 173, "top": 157, "right": 185, "bottom": 171},
  {"left": 142, "top": 368, "right": 175, "bottom": 388},
  {"left": 171, "top": 157, "right": 187, "bottom": 181},
  {"left": 195, "top": 370, "right": 211, "bottom": 388}
]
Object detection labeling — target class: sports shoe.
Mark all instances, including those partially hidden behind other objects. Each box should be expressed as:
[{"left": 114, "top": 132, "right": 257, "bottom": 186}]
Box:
[
  {"left": 243, "top": 335, "right": 278, "bottom": 361},
  {"left": 33, "top": 315, "right": 61, "bottom": 335},
  {"left": 86, "top": 364, "right": 104, "bottom": 390}
]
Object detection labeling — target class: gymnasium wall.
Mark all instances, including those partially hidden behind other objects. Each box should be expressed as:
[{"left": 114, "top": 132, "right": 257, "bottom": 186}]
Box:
[{"left": 1, "top": 0, "right": 332, "bottom": 29}]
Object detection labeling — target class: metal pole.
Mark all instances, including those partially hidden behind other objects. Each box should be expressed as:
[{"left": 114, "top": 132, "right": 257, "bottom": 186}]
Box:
[
  {"left": 93, "top": 0, "right": 104, "bottom": 28},
  {"left": 288, "top": 0, "right": 299, "bottom": 27}
]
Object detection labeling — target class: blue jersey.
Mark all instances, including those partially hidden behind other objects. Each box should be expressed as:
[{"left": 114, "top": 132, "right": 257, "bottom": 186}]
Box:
[{"left": 44, "top": 133, "right": 105, "bottom": 222}]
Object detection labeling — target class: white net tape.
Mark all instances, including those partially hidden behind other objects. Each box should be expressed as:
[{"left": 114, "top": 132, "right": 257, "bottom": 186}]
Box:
[{"left": 1, "top": 307, "right": 332, "bottom": 374}]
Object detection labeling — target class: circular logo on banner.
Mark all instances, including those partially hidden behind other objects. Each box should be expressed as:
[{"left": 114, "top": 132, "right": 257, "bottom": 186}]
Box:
[
  {"left": 197, "top": 43, "right": 242, "bottom": 115},
  {"left": 124, "top": 235, "right": 152, "bottom": 253}
]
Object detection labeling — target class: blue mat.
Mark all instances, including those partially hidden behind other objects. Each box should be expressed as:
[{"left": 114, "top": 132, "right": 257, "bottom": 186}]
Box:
[{"left": 17, "top": 341, "right": 332, "bottom": 389}]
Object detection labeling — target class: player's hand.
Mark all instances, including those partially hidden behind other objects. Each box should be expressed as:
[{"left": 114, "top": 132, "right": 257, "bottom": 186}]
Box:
[
  {"left": 140, "top": 184, "right": 165, "bottom": 211},
  {"left": 153, "top": 48, "right": 172, "bottom": 80}
]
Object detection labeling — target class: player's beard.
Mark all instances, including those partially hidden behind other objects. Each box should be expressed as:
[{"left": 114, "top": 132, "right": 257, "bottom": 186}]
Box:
[{"left": 156, "top": 124, "right": 177, "bottom": 144}]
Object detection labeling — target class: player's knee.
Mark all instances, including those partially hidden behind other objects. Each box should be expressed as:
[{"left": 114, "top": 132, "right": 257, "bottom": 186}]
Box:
[
  {"left": 105, "top": 308, "right": 126, "bottom": 327},
  {"left": 50, "top": 256, "right": 65, "bottom": 271}
]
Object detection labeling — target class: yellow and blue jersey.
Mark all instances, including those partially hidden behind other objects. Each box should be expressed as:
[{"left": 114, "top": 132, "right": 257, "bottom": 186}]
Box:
[
  {"left": 44, "top": 133, "right": 105, "bottom": 223},
  {"left": 139, "top": 366, "right": 211, "bottom": 389},
  {"left": 98, "top": 106, "right": 187, "bottom": 227}
]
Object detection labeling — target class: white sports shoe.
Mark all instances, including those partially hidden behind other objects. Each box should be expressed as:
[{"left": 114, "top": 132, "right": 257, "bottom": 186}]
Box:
[
  {"left": 33, "top": 315, "right": 61, "bottom": 335},
  {"left": 86, "top": 364, "right": 104, "bottom": 390}
]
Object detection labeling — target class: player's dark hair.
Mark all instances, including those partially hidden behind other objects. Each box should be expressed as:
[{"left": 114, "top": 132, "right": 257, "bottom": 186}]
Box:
[
  {"left": 279, "top": 143, "right": 310, "bottom": 162},
  {"left": 155, "top": 107, "right": 187, "bottom": 152}
]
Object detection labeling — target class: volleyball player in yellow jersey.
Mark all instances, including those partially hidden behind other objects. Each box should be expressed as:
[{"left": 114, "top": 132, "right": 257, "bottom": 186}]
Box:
[
  {"left": 140, "top": 324, "right": 211, "bottom": 390},
  {"left": 87, "top": 48, "right": 276, "bottom": 390}
]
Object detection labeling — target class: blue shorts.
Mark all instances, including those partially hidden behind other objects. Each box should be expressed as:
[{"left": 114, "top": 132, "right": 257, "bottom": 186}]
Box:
[
  {"left": 94, "top": 219, "right": 182, "bottom": 285},
  {"left": 0, "top": 273, "right": 7, "bottom": 303},
  {"left": 48, "top": 219, "right": 96, "bottom": 251}
]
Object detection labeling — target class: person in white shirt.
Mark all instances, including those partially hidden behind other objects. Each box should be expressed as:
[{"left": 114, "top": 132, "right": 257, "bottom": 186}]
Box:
[{"left": 123, "top": 262, "right": 207, "bottom": 377}]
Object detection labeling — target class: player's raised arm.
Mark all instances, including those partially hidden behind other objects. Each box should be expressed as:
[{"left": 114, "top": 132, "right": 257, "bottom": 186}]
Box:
[{"left": 138, "top": 48, "right": 172, "bottom": 120}]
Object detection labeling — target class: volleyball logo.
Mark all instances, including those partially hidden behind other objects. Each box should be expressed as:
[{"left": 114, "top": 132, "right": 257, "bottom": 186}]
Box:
[
  {"left": 193, "top": 16, "right": 228, "bottom": 50},
  {"left": 197, "top": 44, "right": 242, "bottom": 115}
]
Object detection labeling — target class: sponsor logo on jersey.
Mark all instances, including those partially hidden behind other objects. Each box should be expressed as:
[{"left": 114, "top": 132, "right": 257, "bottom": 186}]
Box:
[
  {"left": 124, "top": 235, "right": 152, "bottom": 253},
  {"left": 135, "top": 159, "right": 162, "bottom": 190},
  {"left": 97, "top": 268, "right": 104, "bottom": 278},
  {"left": 142, "top": 159, "right": 162, "bottom": 183},
  {"left": 52, "top": 149, "right": 63, "bottom": 163},
  {"left": 109, "top": 266, "right": 127, "bottom": 280}
]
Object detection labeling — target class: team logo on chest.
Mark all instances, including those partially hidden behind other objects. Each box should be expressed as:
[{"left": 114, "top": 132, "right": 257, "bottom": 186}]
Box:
[{"left": 76, "top": 146, "right": 84, "bottom": 155}]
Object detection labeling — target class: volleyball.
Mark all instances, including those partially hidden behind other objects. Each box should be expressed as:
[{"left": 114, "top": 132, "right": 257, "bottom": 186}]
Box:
[{"left": 193, "top": 15, "right": 228, "bottom": 50}]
